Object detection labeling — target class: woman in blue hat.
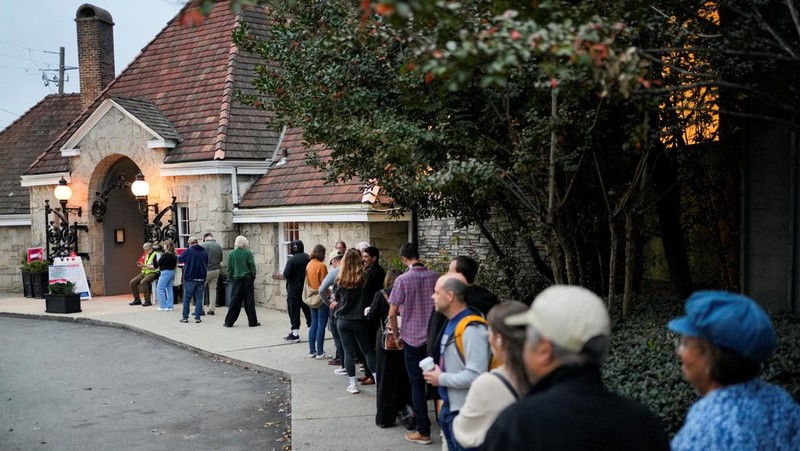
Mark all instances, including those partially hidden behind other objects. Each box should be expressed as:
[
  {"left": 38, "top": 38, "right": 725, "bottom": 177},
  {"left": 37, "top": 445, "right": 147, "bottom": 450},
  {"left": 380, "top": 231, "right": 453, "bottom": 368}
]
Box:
[{"left": 668, "top": 291, "right": 800, "bottom": 450}]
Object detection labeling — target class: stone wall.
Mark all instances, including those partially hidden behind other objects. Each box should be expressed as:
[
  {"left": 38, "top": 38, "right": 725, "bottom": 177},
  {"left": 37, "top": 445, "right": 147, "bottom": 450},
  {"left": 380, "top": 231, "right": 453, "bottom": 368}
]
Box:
[
  {"left": 237, "top": 220, "right": 408, "bottom": 310},
  {"left": 0, "top": 226, "right": 32, "bottom": 293}
]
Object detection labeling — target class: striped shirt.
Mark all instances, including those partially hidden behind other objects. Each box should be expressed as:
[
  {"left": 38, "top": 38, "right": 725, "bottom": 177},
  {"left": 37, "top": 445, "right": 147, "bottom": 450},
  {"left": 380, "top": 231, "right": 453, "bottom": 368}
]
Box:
[{"left": 388, "top": 265, "right": 438, "bottom": 347}]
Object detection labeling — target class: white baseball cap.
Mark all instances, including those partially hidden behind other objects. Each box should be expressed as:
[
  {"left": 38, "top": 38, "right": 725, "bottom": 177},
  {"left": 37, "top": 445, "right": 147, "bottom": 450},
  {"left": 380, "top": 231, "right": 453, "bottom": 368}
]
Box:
[{"left": 506, "top": 285, "right": 610, "bottom": 352}]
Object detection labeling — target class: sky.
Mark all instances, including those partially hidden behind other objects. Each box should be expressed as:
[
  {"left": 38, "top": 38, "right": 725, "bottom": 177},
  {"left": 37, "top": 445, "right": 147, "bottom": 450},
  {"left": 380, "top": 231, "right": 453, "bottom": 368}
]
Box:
[{"left": 0, "top": 0, "right": 188, "bottom": 129}]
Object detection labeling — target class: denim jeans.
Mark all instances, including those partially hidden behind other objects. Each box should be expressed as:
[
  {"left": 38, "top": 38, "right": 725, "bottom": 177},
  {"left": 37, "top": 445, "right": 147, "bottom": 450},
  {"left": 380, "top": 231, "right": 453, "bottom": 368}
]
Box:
[
  {"left": 329, "top": 314, "right": 344, "bottom": 361},
  {"left": 308, "top": 304, "right": 330, "bottom": 355},
  {"left": 337, "top": 318, "right": 376, "bottom": 377},
  {"left": 182, "top": 279, "right": 205, "bottom": 320},
  {"left": 403, "top": 343, "right": 431, "bottom": 437},
  {"left": 157, "top": 269, "right": 175, "bottom": 309},
  {"left": 440, "top": 402, "right": 477, "bottom": 451}
]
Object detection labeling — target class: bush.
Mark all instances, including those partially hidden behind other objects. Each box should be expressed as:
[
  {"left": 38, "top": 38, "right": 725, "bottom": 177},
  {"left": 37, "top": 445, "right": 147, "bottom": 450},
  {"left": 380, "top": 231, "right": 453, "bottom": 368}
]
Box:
[
  {"left": 24, "top": 260, "right": 50, "bottom": 273},
  {"left": 603, "top": 298, "right": 800, "bottom": 436},
  {"left": 48, "top": 281, "right": 76, "bottom": 295}
]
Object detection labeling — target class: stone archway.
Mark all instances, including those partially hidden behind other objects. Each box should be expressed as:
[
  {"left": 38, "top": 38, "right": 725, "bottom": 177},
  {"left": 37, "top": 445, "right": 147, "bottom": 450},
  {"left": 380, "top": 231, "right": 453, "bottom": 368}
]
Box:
[{"left": 95, "top": 157, "right": 142, "bottom": 295}]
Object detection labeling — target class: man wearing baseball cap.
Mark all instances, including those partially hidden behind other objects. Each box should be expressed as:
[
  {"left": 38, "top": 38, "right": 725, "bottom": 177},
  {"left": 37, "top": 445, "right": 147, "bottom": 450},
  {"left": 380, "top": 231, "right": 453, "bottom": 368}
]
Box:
[
  {"left": 668, "top": 291, "right": 800, "bottom": 450},
  {"left": 482, "top": 285, "right": 669, "bottom": 451}
]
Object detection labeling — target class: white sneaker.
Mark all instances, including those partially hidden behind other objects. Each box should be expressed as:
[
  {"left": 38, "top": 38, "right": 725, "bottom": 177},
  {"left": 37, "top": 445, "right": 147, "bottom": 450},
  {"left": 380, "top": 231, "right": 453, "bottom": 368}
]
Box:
[
  {"left": 315, "top": 353, "right": 328, "bottom": 360},
  {"left": 156, "top": 307, "right": 165, "bottom": 311},
  {"left": 346, "top": 384, "right": 360, "bottom": 394},
  {"left": 307, "top": 353, "right": 317, "bottom": 358},
  {"left": 334, "top": 368, "right": 348, "bottom": 376}
]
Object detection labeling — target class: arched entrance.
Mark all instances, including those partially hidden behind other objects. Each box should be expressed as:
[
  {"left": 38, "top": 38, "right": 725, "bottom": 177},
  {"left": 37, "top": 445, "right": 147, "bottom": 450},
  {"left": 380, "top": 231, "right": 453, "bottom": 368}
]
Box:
[{"left": 98, "top": 158, "right": 142, "bottom": 295}]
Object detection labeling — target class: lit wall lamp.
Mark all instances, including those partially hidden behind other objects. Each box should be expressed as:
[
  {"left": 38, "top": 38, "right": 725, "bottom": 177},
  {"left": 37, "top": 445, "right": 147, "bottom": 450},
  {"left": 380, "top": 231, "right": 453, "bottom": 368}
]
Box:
[
  {"left": 114, "top": 228, "right": 125, "bottom": 243},
  {"left": 45, "top": 177, "right": 86, "bottom": 260},
  {"left": 131, "top": 173, "right": 159, "bottom": 216}
]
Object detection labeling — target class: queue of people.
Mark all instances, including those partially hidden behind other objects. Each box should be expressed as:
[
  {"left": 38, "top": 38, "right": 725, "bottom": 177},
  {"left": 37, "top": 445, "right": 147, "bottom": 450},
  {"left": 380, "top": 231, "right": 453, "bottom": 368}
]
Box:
[{"left": 126, "top": 236, "right": 800, "bottom": 450}]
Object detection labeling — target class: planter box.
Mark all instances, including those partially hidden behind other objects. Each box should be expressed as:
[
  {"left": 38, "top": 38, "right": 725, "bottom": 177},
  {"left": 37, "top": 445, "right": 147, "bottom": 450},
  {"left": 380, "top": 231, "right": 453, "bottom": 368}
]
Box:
[
  {"left": 21, "top": 271, "right": 34, "bottom": 298},
  {"left": 45, "top": 294, "right": 82, "bottom": 314},
  {"left": 31, "top": 272, "right": 49, "bottom": 299}
]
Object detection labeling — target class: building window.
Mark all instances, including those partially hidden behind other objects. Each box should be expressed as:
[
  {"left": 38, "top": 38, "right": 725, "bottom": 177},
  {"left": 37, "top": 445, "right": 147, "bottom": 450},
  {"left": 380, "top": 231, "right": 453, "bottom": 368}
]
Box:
[
  {"left": 177, "top": 204, "right": 190, "bottom": 247},
  {"left": 278, "top": 222, "right": 300, "bottom": 271}
]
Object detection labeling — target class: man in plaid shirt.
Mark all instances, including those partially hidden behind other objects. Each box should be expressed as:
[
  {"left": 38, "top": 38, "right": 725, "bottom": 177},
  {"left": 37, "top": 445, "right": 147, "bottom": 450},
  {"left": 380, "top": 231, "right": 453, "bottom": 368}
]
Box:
[{"left": 389, "top": 243, "right": 439, "bottom": 445}]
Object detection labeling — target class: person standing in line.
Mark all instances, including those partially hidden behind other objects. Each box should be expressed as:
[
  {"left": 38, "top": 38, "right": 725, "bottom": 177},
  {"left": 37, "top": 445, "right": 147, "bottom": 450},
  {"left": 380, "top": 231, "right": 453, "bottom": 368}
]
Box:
[
  {"left": 452, "top": 301, "right": 531, "bottom": 448},
  {"left": 423, "top": 273, "right": 491, "bottom": 451},
  {"left": 223, "top": 235, "right": 259, "bottom": 327},
  {"left": 428, "top": 256, "right": 499, "bottom": 365},
  {"left": 482, "top": 286, "right": 669, "bottom": 451},
  {"left": 201, "top": 232, "right": 223, "bottom": 315},
  {"left": 155, "top": 240, "right": 178, "bottom": 312},
  {"left": 334, "top": 240, "right": 347, "bottom": 255},
  {"left": 320, "top": 251, "right": 345, "bottom": 369},
  {"left": 129, "top": 242, "right": 159, "bottom": 306},
  {"left": 388, "top": 242, "right": 439, "bottom": 446},
  {"left": 367, "top": 268, "right": 412, "bottom": 428},
  {"left": 306, "top": 244, "right": 329, "bottom": 358},
  {"left": 283, "top": 240, "right": 310, "bottom": 343},
  {"left": 178, "top": 237, "right": 208, "bottom": 323},
  {"left": 332, "top": 248, "right": 378, "bottom": 394},
  {"left": 668, "top": 291, "right": 800, "bottom": 450}
]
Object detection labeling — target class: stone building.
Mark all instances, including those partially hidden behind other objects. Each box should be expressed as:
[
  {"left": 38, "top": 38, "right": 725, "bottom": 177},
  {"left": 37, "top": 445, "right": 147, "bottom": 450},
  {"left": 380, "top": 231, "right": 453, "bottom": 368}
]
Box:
[{"left": 1, "top": 1, "right": 408, "bottom": 309}]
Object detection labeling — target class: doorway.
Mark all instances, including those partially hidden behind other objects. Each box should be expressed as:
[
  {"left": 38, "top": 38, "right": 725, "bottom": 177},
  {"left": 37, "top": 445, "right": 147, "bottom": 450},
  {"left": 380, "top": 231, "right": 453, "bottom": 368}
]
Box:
[{"left": 101, "top": 158, "right": 144, "bottom": 295}]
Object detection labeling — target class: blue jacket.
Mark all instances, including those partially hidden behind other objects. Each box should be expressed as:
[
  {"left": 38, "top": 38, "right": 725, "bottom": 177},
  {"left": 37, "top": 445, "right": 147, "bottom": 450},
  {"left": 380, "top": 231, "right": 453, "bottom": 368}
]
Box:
[{"left": 178, "top": 244, "right": 208, "bottom": 280}]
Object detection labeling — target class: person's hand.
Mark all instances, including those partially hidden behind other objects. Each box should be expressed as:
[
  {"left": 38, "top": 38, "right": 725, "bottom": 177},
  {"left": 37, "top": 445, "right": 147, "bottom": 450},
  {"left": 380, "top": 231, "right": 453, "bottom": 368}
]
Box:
[
  {"left": 330, "top": 301, "right": 338, "bottom": 310},
  {"left": 136, "top": 262, "right": 143, "bottom": 267},
  {"left": 422, "top": 364, "right": 442, "bottom": 386}
]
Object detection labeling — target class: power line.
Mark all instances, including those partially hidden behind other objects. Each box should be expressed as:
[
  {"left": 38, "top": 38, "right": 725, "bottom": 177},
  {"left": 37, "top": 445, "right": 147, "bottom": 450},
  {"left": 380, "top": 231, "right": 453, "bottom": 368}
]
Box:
[
  {"left": 0, "top": 39, "right": 49, "bottom": 53},
  {"left": 0, "top": 107, "right": 20, "bottom": 117},
  {"left": 0, "top": 52, "right": 51, "bottom": 66}
]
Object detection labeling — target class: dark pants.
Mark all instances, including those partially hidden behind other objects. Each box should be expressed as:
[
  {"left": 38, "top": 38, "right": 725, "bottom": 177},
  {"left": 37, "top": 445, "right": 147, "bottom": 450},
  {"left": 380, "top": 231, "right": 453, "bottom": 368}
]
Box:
[
  {"left": 337, "top": 318, "right": 377, "bottom": 378},
  {"left": 225, "top": 277, "right": 258, "bottom": 326},
  {"left": 403, "top": 343, "right": 431, "bottom": 437},
  {"left": 287, "top": 293, "right": 311, "bottom": 330},
  {"left": 130, "top": 272, "right": 158, "bottom": 301},
  {"left": 440, "top": 402, "right": 477, "bottom": 451}
]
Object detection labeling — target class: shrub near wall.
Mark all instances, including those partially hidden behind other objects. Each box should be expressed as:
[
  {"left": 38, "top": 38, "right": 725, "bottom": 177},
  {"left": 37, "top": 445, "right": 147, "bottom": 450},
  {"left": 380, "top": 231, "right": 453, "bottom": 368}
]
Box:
[{"left": 603, "top": 299, "right": 800, "bottom": 435}]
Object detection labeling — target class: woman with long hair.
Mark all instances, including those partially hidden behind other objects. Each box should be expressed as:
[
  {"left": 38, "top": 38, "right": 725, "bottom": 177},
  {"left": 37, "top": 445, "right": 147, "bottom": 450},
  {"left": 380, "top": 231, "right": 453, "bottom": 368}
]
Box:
[
  {"left": 452, "top": 301, "right": 531, "bottom": 448},
  {"left": 332, "top": 248, "right": 377, "bottom": 394},
  {"left": 155, "top": 240, "right": 177, "bottom": 311},
  {"left": 367, "top": 269, "right": 412, "bottom": 427},
  {"left": 306, "top": 244, "right": 329, "bottom": 358}
]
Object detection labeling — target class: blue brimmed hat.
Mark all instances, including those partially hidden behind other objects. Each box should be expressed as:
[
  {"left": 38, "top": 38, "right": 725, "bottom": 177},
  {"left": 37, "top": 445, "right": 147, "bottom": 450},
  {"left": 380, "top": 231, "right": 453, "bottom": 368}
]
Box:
[{"left": 667, "top": 291, "right": 776, "bottom": 363}]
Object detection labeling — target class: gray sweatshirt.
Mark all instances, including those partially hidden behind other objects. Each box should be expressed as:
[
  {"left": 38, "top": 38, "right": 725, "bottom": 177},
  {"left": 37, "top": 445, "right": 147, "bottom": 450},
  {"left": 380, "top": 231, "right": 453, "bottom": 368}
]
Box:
[{"left": 438, "top": 319, "right": 491, "bottom": 411}]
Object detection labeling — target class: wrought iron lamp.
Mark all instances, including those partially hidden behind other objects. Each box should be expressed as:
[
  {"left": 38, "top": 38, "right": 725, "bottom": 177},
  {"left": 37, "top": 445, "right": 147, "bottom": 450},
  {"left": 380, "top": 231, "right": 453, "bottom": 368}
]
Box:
[
  {"left": 45, "top": 177, "right": 86, "bottom": 260},
  {"left": 131, "top": 173, "right": 160, "bottom": 216}
]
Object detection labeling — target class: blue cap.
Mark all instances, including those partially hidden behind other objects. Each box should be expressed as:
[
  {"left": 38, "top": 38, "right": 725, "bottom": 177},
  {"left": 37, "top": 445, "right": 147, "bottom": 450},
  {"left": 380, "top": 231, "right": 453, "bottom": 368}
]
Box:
[{"left": 667, "top": 291, "right": 776, "bottom": 363}]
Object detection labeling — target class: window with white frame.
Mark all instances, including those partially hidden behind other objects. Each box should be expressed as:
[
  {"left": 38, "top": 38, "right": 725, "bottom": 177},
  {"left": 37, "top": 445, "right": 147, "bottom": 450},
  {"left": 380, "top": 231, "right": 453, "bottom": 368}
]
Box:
[
  {"left": 278, "top": 222, "right": 300, "bottom": 271},
  {"left": 177, "top": 204, "right": 190, "bottom": 248}
]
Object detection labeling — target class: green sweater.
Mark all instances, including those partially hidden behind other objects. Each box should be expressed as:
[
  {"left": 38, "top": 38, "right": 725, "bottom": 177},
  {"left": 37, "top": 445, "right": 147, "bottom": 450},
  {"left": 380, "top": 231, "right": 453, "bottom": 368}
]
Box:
[{"left": 226, "top": 247, "right": 256, "bottom": 279}]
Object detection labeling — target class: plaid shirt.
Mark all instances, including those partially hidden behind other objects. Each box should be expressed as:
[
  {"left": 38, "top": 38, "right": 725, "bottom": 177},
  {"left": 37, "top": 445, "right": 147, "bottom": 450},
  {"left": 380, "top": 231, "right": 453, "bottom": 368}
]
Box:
[{"left": 388, "top": 265, "right": 439, "bottom": 347}]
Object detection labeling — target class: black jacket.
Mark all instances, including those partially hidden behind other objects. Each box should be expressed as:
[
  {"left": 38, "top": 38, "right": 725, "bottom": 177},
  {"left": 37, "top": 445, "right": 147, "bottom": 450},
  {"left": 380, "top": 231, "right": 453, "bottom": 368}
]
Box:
[
  {"left": 365, "top": 263, "right": 386, "bottom": 304},
  {"left": 283, "top": 252, "right": 310, "bottom": 296},
  {"left": 482, "top": 364, "right": 669, "bottom": 451},
  {"left": 333, "top": 284, "right": 368, "bottom": 320}
]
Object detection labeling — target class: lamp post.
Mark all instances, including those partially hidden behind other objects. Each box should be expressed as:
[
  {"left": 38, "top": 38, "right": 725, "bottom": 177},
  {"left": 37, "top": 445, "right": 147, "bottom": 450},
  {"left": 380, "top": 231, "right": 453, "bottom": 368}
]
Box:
[
  {"left": 131, "top": 173, "right": 178, "bottom": 244},
  {"left": 132, "top": 173, "right": 159, "bottom": 216},
  {"left": 45, "top": 177, "right": 85, "bottom": 260}
]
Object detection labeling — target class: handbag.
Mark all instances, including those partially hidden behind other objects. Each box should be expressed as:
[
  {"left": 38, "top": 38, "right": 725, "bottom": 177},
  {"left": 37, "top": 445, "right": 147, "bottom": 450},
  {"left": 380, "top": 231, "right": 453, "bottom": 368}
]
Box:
[
  {"left": 302, "top": 275, "right": 323, "bottom": 308},
  {"left": 381, "top": 291, "right": 403, "bottom": 350},
  {"left": 172, "top": 266, "right": 182, "bottom": 287}
]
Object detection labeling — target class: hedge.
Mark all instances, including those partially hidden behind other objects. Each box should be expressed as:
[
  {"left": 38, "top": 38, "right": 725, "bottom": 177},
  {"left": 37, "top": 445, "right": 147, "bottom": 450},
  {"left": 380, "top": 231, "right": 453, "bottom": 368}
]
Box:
[{"left": 603, "top": 298, "right": 800, "bottom": 435}]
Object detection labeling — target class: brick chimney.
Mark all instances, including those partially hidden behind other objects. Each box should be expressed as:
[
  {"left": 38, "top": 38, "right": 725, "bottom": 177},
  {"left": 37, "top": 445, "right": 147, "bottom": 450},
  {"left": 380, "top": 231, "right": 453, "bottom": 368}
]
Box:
[{"left": 75, "top": 4, "right": 115, "bottom": 109}]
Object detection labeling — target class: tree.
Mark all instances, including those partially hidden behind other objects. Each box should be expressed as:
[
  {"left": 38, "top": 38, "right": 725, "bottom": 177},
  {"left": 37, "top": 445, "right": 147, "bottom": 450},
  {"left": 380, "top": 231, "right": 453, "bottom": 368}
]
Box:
[{"left": 218, "top": 0, "right": 800, "bottom": 306}]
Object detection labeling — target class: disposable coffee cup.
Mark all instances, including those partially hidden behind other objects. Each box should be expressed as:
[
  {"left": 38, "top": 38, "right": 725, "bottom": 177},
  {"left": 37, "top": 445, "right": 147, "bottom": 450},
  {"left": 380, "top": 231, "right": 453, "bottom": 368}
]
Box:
[{"left": 419, "top": 356, "right": 435, "bottom": 372}]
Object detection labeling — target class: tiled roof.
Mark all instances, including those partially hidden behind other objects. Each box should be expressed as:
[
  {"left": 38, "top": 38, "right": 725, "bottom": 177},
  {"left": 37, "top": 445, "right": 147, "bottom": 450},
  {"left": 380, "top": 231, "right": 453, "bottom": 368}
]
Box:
[
  {"left": 0, "top": 94, "right": 83, "bottom": 215},
  {"left": 27, "top": 0, "right": 278, "bottom": 175},
  {"left": 111, "top": 97, "right": 181, "bottom": 142},
  {"left": 238, "top": 128, "right": 366, "bottom": 208}
]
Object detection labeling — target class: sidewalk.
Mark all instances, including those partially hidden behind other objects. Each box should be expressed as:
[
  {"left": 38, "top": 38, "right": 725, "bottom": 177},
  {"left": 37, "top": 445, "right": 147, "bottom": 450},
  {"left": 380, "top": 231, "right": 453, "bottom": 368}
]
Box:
[{"left": 0, "top": 294, "right": 439, "bottom": 450}]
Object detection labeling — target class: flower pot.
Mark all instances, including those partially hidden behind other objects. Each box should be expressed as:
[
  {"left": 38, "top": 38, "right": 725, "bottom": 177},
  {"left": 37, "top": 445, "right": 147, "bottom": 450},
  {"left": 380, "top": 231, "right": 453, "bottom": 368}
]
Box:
[
  {"left": 21, "top": 271, "right": 34, "bottom": 298},
  {"left": 31, "top": 272, "right": 49, "bottom": 299},
  {"left": 44, "top": 293, "right": 82, "bottom": 314}
]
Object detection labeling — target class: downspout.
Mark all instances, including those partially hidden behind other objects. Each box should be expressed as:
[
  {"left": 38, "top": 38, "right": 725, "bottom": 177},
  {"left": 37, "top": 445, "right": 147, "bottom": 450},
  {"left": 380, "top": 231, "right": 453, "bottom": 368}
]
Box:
[{"left": 231, "top": 165, "right": 240, "bottom": 208}]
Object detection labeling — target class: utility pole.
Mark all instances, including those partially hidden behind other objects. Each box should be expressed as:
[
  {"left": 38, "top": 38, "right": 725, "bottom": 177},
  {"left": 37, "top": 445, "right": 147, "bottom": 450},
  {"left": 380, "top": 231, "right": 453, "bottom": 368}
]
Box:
[{"left": 41, "top": 46, "right": 77, "bottom": 93}]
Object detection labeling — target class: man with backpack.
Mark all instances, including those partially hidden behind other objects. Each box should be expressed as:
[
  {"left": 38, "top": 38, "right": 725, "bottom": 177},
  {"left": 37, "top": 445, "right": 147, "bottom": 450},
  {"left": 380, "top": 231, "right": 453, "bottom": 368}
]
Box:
[{"left": 423, "top": 273, "right": 491, "bottom": 451}]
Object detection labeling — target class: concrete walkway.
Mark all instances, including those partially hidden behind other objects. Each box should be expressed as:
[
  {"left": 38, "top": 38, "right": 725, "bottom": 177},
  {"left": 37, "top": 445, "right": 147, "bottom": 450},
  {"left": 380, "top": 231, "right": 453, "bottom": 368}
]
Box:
[{"left": 0, "top": 294, "right": 439, "bottom": 450}]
